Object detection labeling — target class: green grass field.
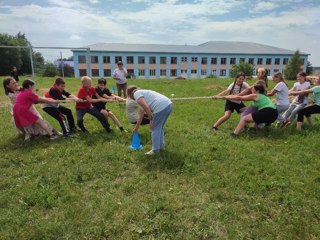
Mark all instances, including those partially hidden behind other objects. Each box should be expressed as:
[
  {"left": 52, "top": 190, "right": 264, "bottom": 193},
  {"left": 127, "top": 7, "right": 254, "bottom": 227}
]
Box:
[{"left": 0, "top": 77, "right": 319, "bottom": 239}]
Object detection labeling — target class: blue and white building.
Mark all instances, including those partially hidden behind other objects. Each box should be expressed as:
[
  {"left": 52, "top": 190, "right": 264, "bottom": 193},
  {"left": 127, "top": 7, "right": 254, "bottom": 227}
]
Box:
[{"left": 72, "top": 41, "right": 309, "bottom": 79}]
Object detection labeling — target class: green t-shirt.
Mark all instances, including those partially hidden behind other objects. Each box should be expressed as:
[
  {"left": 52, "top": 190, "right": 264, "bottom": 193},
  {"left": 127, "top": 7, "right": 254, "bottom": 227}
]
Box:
[
  {"left": 311, "top": 86, "right": 320, "bottom": 105},
  {"left": 252, "top": 94, "right": 276, "bottom": 110}
]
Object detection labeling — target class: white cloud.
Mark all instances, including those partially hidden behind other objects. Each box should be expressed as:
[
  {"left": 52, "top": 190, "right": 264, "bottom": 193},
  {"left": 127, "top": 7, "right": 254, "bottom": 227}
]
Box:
[
  {"left": 251, "top": 1, "right": 278, "bottom": 13},
  {"left": 88, "top": 0, "right": 99, "bottom": 4},
  {"left": 70, "top": 34, "right": 81, "bottom": 41}
]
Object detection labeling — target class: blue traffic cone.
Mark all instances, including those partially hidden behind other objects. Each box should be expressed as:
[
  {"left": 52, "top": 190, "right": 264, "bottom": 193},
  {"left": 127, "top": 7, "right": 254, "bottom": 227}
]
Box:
[
  {"left": 129, "top": 131, "right": 143, "bottom": 150},
  {"left": 112, "top": 85, "right": 116, "bottom": 94}
]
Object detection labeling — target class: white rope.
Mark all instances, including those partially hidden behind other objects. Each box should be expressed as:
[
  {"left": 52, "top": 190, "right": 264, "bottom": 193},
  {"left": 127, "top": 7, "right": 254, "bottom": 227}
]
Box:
[{"left": 170, "top": 96, "right": 212, "bottom": 101}]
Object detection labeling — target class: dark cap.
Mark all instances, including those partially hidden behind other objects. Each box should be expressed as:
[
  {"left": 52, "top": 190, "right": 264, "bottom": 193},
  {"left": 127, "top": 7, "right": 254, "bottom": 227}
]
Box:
[{"left": 117, "top": 61, "right": 123, "bottom": 65}]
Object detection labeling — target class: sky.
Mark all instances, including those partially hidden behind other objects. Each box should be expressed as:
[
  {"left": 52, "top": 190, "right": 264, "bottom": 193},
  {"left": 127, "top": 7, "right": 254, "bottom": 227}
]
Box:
[{"left": 0, "top": 0, "right": 319, "bottom": 65}]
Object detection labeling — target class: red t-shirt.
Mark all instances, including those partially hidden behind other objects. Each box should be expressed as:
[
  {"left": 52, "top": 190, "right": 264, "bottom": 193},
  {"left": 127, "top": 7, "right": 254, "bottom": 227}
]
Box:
[{"left": 76, "top": 86, "right": 96, "bottom": 109}]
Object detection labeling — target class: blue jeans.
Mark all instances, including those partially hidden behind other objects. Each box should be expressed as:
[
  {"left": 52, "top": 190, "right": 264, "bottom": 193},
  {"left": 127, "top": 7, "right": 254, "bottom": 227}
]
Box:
[{"left": 151, "top": 104, "right": 173, "bottom": 152}]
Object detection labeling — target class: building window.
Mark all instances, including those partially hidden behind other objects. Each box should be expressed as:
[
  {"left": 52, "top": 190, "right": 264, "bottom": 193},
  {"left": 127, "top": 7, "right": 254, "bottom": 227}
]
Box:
[
  {"left": 79, "top": 69, "right": 87, "bottom": 76},
  {"left": 239, "top": 58, "right": 245, "bottom": 63},
  {"left": 160, "top": 57, "right": 166, "bottom": 64},
  {"left": 221, "top": 58, "right": 226, "bottom": 65},
  {"left": 249, "top": 58, "right": 254, "bottom": 64},
  {"left": 181, "top": 69, "right": 187, "bottom": 74},
  {"left": 220, "top": 70, "right": 226, "bottom": 76},
  {"left": 300, "top": 58, "right": 305, "bottom": 65},
  {"left": 160, "top": 69, "right": 166, "bottom": 76},
  {"left": 171, "top": 57, "right": 177, "bottom": 64},
  {"left": 115, "top": 56, "right": 122, "bottom": 63},
  {"left": 201, "top": 57, "right": 207, "bottom": 64},
  {"left": 211, "top": 57, "right": 217, "bottom": 64},
  {"left": 104, "top": 69, "right": 111, "bottom": 76},
  {"left": 149, "top": 56, "right": 156, "bottom": 64},
  {"left": 138, "top": 69, "right": 145, "bottom": 76},
  {"left": 191, "top": 57, "right": 198, "bottom": 62},
  {"left": 150, "top": 69, "right": 156, "bottom": 76},
  {"left": 191, "top": 69, "right": 197, "bottom": 74},
  {"left": 181, "top": 57, "right": 187, "bottom": 62},
  {"left": 78, "top": 56, "right": 86, "bottom": 64},
  {"left": 266, "top": 58, "right": 272, "bottom": 65},
  {"left": 127, "top": 56, "right": 134, "bottom": 64},
  {"left": 138, "top": 56, "right": 145, "bottom": 64},
  {"left": 170, "top": 69, "right": 177, "bottom": 77},
  {"left": 283, "top": 58, "right": 288, "bottom": 65},
  {"left": 257, "top": 58, "right": 263, "bottom": 64},
  {"left": 211, "top": 70, "right": 217, "bottom": 76},
  {"left": 230, "top": 58, "right": 236, "bottom": 64},
  {"left": 201, "top": 69, "right": 207, "bottom": 76},
  {"left": 275, "top": 58, "right": 280, "bottom": 65},
  {"left": 91, "top": 56, "right": 98, "bottom": 64},
  {"left": 103, "top": 56, "right": 110, "bottom": 64},
  {"left": 91, "top": 69, "right": 99, "bottom": 76},
  {"left": 127, "top": 69, "right": 134, "bottom": 77},
  {"left": 274, "top": 69, "right": 279, "bottom": 73}
]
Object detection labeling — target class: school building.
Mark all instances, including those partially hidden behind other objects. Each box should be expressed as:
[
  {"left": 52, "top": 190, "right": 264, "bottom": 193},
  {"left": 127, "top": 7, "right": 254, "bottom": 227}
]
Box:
[{"left": 72, "top": 41, "right": 309, "bottom": 79}]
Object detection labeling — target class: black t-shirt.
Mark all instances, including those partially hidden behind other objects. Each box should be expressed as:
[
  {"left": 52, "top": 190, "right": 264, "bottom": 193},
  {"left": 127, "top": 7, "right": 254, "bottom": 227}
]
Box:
[
  {"left": 92, "top": 87, "right": 112, "bottom": 110},
  {"left": 48, "top": 87, "right": 71, "bottom": 100}
]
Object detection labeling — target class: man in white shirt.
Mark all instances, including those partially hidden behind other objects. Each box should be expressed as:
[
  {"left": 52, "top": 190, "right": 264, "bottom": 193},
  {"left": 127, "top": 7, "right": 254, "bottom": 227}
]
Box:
[{"left": 113, "top": 61, "right": 128, "bottom": 98}]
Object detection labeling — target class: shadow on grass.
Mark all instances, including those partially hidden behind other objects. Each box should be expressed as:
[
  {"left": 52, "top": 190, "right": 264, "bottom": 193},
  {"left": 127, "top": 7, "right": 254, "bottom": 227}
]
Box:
[{"left": 139, "top": 150, "right": 185, "bottom": 172}]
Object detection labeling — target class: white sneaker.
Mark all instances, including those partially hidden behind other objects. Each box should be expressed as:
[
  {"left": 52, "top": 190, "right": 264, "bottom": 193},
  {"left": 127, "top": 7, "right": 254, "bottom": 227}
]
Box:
[
  {"left": 50, "top": 134, "right": 58, "bottom": 140},
  {"left": 24, "top": 133, "right": 31, "bottom": 141},
  {"left": 144, "top": 150, "right": 155, "bottom": 155}
]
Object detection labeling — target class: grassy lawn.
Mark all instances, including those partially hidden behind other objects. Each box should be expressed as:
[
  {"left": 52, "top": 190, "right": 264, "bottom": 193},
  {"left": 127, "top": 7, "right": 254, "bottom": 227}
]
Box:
[{"left": 0, "top": 76, "right": 319, "bottom": 239}]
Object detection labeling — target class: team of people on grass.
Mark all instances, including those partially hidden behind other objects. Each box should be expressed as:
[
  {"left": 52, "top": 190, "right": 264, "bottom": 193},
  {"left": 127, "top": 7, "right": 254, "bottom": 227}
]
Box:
[
  {"left": 211, "top": 68, "right": 320, "bottom": 137},
  {"left": 2, "top": 62, "right": 320, "bottom": 153}
]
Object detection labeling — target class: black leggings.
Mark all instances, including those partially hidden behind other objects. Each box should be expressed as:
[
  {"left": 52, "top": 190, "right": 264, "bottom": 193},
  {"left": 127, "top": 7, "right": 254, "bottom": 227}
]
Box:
[
  {"left": 297, "top": 104, "right": 320, "bottom": 122},
  {"left": 43, "top": 106, "right": 76, "bottom": 134},
  {"left": 76, "top": 106, "right": 110, "bottom": 132}
]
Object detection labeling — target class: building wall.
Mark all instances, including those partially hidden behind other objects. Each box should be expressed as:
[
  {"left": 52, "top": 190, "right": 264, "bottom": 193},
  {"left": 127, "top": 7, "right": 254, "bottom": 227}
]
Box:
[{"left": 73, "top": 51, "right": 309, "bottom": 79}]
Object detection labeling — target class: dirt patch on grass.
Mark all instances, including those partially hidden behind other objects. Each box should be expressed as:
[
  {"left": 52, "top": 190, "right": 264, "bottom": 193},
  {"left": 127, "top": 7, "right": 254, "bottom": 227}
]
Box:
[{"left": 206, "top": 85, "right": 225, "bottom": 91}]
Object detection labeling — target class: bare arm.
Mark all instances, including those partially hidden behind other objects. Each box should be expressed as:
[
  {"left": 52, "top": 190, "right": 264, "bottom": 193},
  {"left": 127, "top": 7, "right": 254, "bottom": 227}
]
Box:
[
  {"left": 224, "top": 93, "right": 258, "bottom": 101},
  {"left": 37, "top": 96, "right": 58, "bottom": 104},
  {"left": 289, "top": 89, "right": 313, "bottom": 96},
  {"left": 84, "top": 94, "right": 108, "bottom": 103},
  {"left": 133, "top": 108, "right": 145, "bottom": 132},
  {"left": 267, "top": 88, "right": 277, "bottom": 96},
  {"left": 137, "top": 97, "right": 153, "bottom": 129},
  {"left": 237, "top": 86, "right": 253, "bottom": 96}
]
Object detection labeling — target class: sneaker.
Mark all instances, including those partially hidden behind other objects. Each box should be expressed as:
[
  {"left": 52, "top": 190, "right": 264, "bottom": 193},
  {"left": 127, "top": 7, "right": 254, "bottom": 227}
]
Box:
[
  {"left": 106, "top": 128, "right": 113, "bottom": 133},
  {"left": 229, "top": 133, "right": 238, "bottom": 138},
  {"left": 69, "top": 128, "right": 79, "bottom": 134},
  {"left": 24, "top": 133, "right": 32, "bottom": 141},
  {"left": 120, "top": 128, "right": 128, "bottom": 133},
  {"left": 284, "top": 121, "right": 291, "bottom": 128},
  {"left": 145, "top": 150, "right": 155, "bottom": 155},
  {"left": 63, "top": 133, "right": 74, "bottom": 139},
  {"left": 50, "top": 134, "right": 58, "bottom": 140},
  {"left": 211, "top": 126, "right": 218, "bottom": 132},
  {"left": 53, "top": 130, "right": 63, "bottom": 136}
]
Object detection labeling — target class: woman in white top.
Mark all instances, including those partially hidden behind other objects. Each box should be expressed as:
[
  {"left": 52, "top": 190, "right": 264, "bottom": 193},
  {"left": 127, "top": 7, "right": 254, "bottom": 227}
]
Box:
[
  {"left": 113, "top": 61, "right": 128, "bottom": 98},
  {"left": 267, "top": 72, "right": 289, "bottom": 125},
  {"left": 127, "top": 86, "right": 172, "bottom": 155},
  {"left": 126, "top": 98, "right": 150, "bottom": 125},
  {"left": 281, "top": 72, "right": 310, "bottom": 127},
  {"left": 211, "top": 72, "right": 249, "bottom": 131}
]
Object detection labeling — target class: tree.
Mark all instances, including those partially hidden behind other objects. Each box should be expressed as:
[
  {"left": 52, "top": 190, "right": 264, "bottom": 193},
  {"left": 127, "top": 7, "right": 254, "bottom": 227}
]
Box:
[
  {"left": 42, "top": 62, "right": 58, "bottom": 77},
  {"left": 284, "top": 50, "right": 302, "bottom": 80},
  {"left": 0, "top": 33, "right": 22, "bottom": 75},
  {"left": 0, "top": 32, "right": 45, "bottom": 75},
  {"left": 230, "top": 61, "right": 255, "bottom": 78},
  {"left": 306, "top": 61, "right": 313, "bottom": 75},
  {"left": 58, "top": 63, "right": 74, "bottom": 77}
]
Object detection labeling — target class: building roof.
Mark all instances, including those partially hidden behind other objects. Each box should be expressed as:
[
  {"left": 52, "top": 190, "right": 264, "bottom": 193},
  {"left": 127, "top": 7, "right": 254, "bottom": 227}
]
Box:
[{"left": 77, "top": 41, "right": 308, "bottom": 55}]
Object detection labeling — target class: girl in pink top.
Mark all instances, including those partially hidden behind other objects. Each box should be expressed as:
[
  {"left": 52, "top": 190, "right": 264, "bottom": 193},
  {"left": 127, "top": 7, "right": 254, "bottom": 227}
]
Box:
[{"left": 12, "top": 79, "right": 60, "bottom": 140}]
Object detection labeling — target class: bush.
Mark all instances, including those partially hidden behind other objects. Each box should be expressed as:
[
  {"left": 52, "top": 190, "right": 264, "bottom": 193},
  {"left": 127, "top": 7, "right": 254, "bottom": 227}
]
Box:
[
  {"left": 230, "top": 61, "right": 254, "bottom": 78},
  {"left": 42, "top": 63, "right": 58, "bottom": 77}
]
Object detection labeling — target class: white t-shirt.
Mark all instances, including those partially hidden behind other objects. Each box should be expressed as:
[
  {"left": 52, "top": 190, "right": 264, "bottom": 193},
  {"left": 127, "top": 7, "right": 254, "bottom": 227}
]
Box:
[
  {"left": 227, "top": 82, "right": 249, "bottom": 104},
  {"left": 274, "top": 82, "right": 289, "bottom": 105},
  {"left": 292, "top": 81, "right": 310, "bottom": 104},
  {"left": 126, "top": 98, "right": 142, "bottom": 123},
  {"left": 113, "top": 68, "right": 127, "bottom": 84},
  {"left": 133, "top": 90, "right": 172, "bottom": 114}
]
